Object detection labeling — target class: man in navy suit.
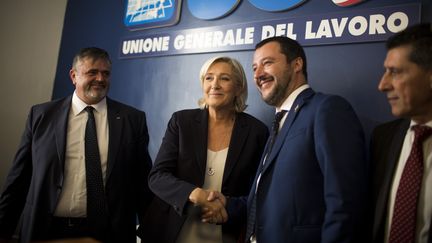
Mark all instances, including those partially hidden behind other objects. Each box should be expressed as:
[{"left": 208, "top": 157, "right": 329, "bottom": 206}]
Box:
[
  {"left": 0, "top": 47, "right": 153, "bottom": 243},
  {"left": 210, "top": 36, "right": 369, "bottom": 243},
  {"left": 371, "top": 23, "right": 432, "bottom": 243},
  {"left": 242, "top": 36, "right": 368, "bottom": 242}
]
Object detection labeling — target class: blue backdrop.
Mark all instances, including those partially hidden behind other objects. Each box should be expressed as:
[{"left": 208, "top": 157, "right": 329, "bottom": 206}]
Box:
[{"left": 52, "top": 0, "right": 432, "bottom": 159}]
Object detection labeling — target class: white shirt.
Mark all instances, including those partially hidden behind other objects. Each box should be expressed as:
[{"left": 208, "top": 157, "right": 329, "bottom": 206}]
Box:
[
  {"left": 385, "top": 120, "right": 432, "bottom": 243},
  {"left": 276, "top": 84, "right": 310, "bottom": 130},
  {"left": 54, "top": 92, "right": 109, "bottom": 217}
]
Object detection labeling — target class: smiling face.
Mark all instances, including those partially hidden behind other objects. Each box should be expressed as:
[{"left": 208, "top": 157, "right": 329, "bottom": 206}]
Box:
[
  {"left": 379, "top": 45, "right": 432, "bottom": 123},
  {"left": 202, "top": 61, "right": 239, "bottom": 112},
  {"left": 70, "top": 57, "right": 111, "bottom": 105},
  {"left": 252, "top": 41, "right": 300, "bottom": 107}
]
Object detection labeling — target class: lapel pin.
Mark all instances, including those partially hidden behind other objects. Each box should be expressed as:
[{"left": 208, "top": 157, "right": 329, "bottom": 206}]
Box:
[
  {"left": 116, "top": 116, "right": 121, "bottom": 120},
  {"left": 294, "top": 104, "right": 299, "bottom": 112}
]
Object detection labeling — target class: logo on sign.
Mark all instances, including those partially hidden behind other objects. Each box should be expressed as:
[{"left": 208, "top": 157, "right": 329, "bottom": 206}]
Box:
[
  {"left": 124, "top": 0, "right": 182, "bottom": 30},
  {"left": 124, "top": 0, "right": 368, "bottom": 29},
  {"left": 187, "top": 0, "right": 240, "bottom": 20},
  {"left": 332, "top": 0, "right": 365, "bottom": 7},
  {"left": 248, "top": 0, "right": 308, "bottom": 12}
]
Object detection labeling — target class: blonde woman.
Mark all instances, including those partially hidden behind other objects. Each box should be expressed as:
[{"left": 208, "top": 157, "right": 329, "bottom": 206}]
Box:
[{"left": 140, "top": 56, "right": 268, "bottom": 243}]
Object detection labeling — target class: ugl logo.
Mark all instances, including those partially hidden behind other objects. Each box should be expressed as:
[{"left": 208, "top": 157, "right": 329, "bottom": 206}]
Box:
[
  {"left": 124, "top": 0, "right": 182, "bottom": 30},
  {"left": 124, "top": 0, "right": 366, "bottom": 29}
]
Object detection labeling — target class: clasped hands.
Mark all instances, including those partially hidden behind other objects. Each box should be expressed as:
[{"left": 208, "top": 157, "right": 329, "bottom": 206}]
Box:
[{"left": 189, "top": 188, "right": 227, "bottom": 224}]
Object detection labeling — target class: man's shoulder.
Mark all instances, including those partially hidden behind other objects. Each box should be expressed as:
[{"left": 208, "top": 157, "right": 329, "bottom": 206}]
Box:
[
  {"left": 107, "top": 98, "right": 145, "bottom": 115},
  {"left": 31, "top": 96, "right": 71, "bottom": 113},
  {"left": 304, "top": 91, "right": 354, "bottom": 113},
  {"left": 373, "top": 118, "right": 408, "bottom": 136},
  {"left": 311, "top": 91, "right": 347, "bottom": 104}
]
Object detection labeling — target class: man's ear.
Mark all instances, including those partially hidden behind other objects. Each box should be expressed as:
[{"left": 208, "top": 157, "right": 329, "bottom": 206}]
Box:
[
  {"left": 69, "top": 69, "right": 76, "bottom": 85},
  {"left": 292, "top": 57, "right": 303, "bottom": 74}
]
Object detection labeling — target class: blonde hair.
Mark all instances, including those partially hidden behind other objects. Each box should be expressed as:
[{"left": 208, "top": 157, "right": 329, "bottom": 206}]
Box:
[{"left": 198, "top": 56, "right": 248, "bottom": 112}]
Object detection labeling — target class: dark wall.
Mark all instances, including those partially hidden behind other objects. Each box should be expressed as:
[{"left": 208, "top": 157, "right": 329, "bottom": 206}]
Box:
[{"left": 52, "top": 0, "right": 432, "bottom": 159}]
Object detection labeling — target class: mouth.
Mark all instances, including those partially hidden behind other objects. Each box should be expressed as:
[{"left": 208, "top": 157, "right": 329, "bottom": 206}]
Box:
[
  {"left": 387, "top": 95, "right": 398, "bottom": 101},
  {"left": 257, "top": 76, "right": 274, "bottom": 89},
  {"left": 387, "top": 96, "right": 398, "bottom": 104},
  {"left": 209, "top": 92, "right": 223, "bottom": 96},
  {"left": 90, "top": 84, "right": 106, "bottom": 90}
]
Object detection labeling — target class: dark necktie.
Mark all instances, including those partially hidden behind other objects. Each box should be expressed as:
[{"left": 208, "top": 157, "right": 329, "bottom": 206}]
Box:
[
  {"left": 84, "top": 106, "right": 109, "bottom": 238},
  {"left": 246, "top": 110, "right": 288, "bottom": 241},
  {"left": 389, "top": 125, "right": 432, "bottom": 243}
]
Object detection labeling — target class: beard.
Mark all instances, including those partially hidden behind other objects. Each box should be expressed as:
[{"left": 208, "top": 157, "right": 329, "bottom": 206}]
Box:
[
  {"left": 85, "top": 84, "right": 108, "bottom": 103},
  {"left": 262, "top": 73, "right": 291, "bottom": 107}
]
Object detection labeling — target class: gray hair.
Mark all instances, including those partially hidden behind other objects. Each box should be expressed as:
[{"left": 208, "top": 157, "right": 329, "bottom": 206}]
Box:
[{"left": 72, "top": 47, "right": 111, "bottom": 70}]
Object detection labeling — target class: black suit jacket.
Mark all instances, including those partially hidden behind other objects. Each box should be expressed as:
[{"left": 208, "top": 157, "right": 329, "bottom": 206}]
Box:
[
  {"left": 140, "top": 109, "right": 268, "bottom": 243},
  {"left": 371, "top": 119, "right": 432, "bottom": 243},
  {"left": 0, "top": 96, "right": 153, "bottom": 243}
]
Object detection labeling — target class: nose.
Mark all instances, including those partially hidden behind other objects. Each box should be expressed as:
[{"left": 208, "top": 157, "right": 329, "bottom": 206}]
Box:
[
  {"left": 95, "top": 72, "right": 105, "bottom": 81},
  {"left": 211, "top": 78, "right": 221, "bottom": 89},
  {"left": 254, "top": 65, "right": 264, "bottom": 82},
  {"left": 378, "top": 71, "right": 391, "bottom": 92}
]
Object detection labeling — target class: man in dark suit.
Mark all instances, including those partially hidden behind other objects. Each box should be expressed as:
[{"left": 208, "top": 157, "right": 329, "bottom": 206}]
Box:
[
  {"left": 242, "top": 36, "right": 368, "bottom": 243},
  {"left": 0, "top": 47, "right": 153, "bottom": 243},
  {"left": 371, "top": 23, "right": 432, "bottom": 243}
]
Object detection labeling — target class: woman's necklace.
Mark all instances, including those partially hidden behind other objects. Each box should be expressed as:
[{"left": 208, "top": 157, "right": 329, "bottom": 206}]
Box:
[
  {"left": 207, "top": 118, "right": 234, "bottom": 176},
  {"left": 207, "top": 151, "right": 218, "bottom": 176}
]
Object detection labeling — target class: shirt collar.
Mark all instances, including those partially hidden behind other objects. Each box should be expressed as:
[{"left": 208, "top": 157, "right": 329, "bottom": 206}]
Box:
[
  {"left": 276, "top": 84, "right": 310, "bottom": 113},
  {"left": 409, "top": 120, "right": 432, "bottom": 129},
  {"left": 71, "top": 91, "right": 107, "bottom": 116}
]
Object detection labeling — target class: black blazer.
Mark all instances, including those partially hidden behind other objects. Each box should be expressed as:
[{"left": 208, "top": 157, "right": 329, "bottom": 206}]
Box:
[
  {"left": 371, "top": 119, "right": 432, "bottom": 243},
  {"left": 140, "top": 109, "right": 268, "bottom": 243},
  {"left": 0, "top": 96, "right": 153, "bottom": 243}
]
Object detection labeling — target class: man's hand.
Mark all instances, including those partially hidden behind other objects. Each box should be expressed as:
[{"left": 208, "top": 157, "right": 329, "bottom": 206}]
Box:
[
  {"left": 202, "top": 190, "right": 228, "bottom": 224},
  {"left": 189, "top": 188, "right": 228, "bottom": 224}
]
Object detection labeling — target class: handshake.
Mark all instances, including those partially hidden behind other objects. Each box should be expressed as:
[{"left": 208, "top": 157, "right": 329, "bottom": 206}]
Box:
[{"left": 188, "top": 188, "right": 228, "bottom": 224}]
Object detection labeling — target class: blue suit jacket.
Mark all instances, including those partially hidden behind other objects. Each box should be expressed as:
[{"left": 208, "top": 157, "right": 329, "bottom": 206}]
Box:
[
  {"left": 0, "top": 96, "right": 153, "bottom": 243},
  {"left": 141, "top": 109, "right": 269, "bottom": 243},
  {"left": 249, "top": 88, "right": 368, "bottom": 243}
]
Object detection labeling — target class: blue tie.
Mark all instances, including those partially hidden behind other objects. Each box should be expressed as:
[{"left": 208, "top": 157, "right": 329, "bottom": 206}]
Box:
[
  {"left": 84, "top": 106, "right": 109, "bottom": 239},
  {"left": 246, "top": 110, "right": 287, "bottom": 241}
]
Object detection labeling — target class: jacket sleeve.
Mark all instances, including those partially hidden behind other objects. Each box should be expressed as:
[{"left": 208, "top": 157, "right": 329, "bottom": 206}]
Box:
[
  {"left": 314, "top": 95, "right": 369, "bottom": 243},
  {"left": 148, "top": 112, "right": 197, "bottom": 216},
  {"left": 135, "top": 111, "right": 154, "bottom": 224}
]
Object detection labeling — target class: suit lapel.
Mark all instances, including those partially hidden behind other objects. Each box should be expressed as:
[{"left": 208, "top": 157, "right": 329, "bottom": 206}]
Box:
[
  {"left": 54, "top": 96, "right": 72, "bottom": 171},
  {"left": 222, "top": 113, "right": 249, "bottom": 184},
  {"left": 374, "top": 120, "right": 409, "bottom": 237},
  {"left": 193, "top": 110, "right": 208, "bottom": 179},
  {"left": 106, "top": 98, "right": 123, "bottom": 180},
  {"left": 261, "top": 88, "right": 314, "bottom": 173}
]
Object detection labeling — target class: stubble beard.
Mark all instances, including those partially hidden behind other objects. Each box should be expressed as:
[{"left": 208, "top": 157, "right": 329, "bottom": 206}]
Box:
[
  {"left": 85, "top": 86, "right": 108, "bottom": 103},
  {"left": 262, "top": 77, "right": 290, "bottom": 107}
]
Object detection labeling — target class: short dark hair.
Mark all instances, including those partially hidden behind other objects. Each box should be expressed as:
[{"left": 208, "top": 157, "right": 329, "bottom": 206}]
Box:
[
  {"left": 72, "top": 47, "right": 111, "bottom": 69},
  {"left": 386, "top": 23, "right": 432, "bottom": 71},
  {"left": 255, "top": 36, "right": 308, "bottom": 80}
]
